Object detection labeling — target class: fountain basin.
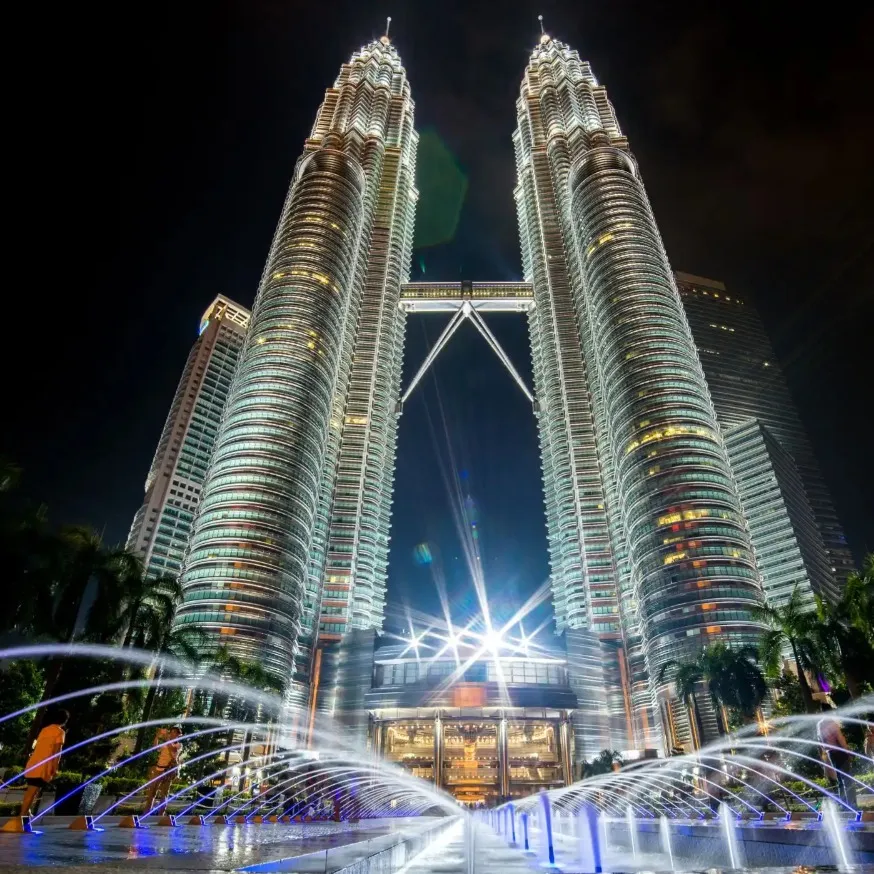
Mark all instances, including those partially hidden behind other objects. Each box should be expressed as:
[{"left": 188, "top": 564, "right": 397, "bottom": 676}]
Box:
[{"left": 603, "top": 818, "right": 874, "bottom": 868}]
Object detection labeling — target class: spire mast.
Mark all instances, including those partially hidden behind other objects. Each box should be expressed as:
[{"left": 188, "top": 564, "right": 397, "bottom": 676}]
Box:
[{"left": 380, "top": 16, "right": 392, "bottom": 45}]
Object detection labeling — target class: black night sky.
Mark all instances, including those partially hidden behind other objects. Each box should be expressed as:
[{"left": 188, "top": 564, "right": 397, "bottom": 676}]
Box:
[{"left": 6, "top": 1, "right": 872, "bottom": 637}]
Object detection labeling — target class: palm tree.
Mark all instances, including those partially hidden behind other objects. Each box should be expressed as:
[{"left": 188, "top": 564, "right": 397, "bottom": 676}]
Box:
[
  {"left": 1, "top": 504, "right": 55, "bottom": 638},
  {"left": 133, "top": 627, "right": 205, "bottom": 754},
  {"left": 584, "top": 749, "right": 623, "bottom": 777},
  {"left": 751, "top": 587, "right": 823, "bottom": 713},
  {"left": 48, "top": 527, "right": 141, "bottom": 642},
  {"left": 659, "top": 643, "right": 768, "bottom": 740},
  {"left": 25, "top": 528, "right": 144, "bottom": 743},
  {"left": 658, "top": 659, "right": 708, "bottom": 748},
  {"left": 203, "top": 649, "right": 284, "bottom": 767},
  {"left": 0, "top": 457, "right": 21, "bottom": 493},
  {"left": 700, "top": 643, "right": 768, "bottom": 723},
  {"left": 843, "top": 554, "right": 874, "bottom": 646},
  {"left": 813, "top": 558, "right": 874, "bottom": 699},
  {"left": 119, "top": 573, "right": 183, "bottom": 650}
]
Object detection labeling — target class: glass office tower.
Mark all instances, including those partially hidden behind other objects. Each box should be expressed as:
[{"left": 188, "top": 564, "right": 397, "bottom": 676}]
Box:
[
  {"left": 173, "top": 34, "right": 418, "bottom": 692},
  {"left": 514, "top": 33, "right": 766, "bottom": 753},
  {"left": 676, "top": 271, "right": 852, "bottom": 601},
  {"left": 725, "top": 419, "right": 834, "bottom": 609},
  {"left": 127, "top": 296, "right": 250, "bottom": 579}
]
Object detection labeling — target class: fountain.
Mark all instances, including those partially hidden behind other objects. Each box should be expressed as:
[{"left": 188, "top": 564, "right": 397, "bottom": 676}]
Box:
[
  {"left": 822, "top": 798, "right": 852, "bottom": 871},
  {"left": 538, "top": 790, "right": 556, "bottom": 866},
  {"left": 0, "top": 642, "right": 873, "bottom": 872},
  {"left": 659, "top": 814, "right": 676, "bottom": 871},
  {"left": 719, "top": 800, "right": 743, "bottom": 868},
  {"left": 626, "top": 802, "right": 639, "bottom": 861},
  {"left": 464, "top": 816, "right": 476, "bottom": 874},
  {"left": 575, "top": 804, "right": 603, "bottom": 873}
]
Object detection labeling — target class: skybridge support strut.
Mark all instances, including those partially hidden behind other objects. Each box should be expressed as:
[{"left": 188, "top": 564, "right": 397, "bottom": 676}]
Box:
[{"left": 397, "top": 301, "right": 536, "bottom": 414}]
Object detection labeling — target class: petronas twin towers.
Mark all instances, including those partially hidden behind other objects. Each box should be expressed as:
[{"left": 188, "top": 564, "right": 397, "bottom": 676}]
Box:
[{"left": 173, "top": 27, "right": 766, "bottom": 749}]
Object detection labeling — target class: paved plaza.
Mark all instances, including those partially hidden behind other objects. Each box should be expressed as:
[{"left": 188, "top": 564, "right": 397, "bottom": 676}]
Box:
[{"left": 0, "top": 817, "right": 446, "bottom": 873}]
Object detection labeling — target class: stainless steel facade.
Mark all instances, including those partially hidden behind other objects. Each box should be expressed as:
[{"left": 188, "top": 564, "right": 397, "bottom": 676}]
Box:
[
  {"left": 514, "top": 34, "right": 766, "bottom": 750},
  {"left": 167, "top": 32, "right": 776, "bottom": 753},
  {"left": 174, "top": 36, "right": 418, "bottom": 688}
]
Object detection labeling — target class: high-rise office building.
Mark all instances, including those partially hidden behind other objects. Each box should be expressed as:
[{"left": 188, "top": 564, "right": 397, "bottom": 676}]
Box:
[
  {"left": 173, "top": 32, "right": 418, "bottom": 693},
  {"left": 676, "top": 271, "right": 851, "bottom": 602},
  {"left": 513, "top": 32, "right": 765, "bottom": 752},
  {"left": 168, "top": 28, "right": 769, "bottom": 759},
  {"left": 127, "top": 295, "right": 250, "bottom": 579},
  {"left": 724, "top": 420, "right": 833, "bottom": 609}
]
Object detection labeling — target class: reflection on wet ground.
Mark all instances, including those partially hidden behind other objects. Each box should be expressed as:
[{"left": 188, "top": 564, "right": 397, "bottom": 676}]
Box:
[{"left": 0, "top": 817, "right": 423, "bottom": 871}]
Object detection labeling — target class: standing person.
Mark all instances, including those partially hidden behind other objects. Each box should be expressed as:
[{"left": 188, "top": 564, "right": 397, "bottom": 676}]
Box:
[
  {"left": 20, "top": 709, "right": 69, "bottom": 817},
  {"left": 818, "top": 704, "right": 857, "bottom": 808},
  {"left": 864, "top": 721, "right": 874, "bottom": 760},
  {"left": 143, "top": 725, "right": 183, "bottom": 814}
]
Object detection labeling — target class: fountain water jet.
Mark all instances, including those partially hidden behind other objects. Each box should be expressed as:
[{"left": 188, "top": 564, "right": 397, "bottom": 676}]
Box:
[
  {"left": 626, "top": 803, "right": 638, "bottom": 861},
  {"left": 822, "top": 798, "right": 852, "bottom": 870},
  {"left": 538, "top": 790, "right": 556, "bottom": 865},
  {"left": 719, "top": 800, "right": 743, "bottom": 868},
  {"left": 659, "top": 814, "right": 676, "bottom": 871}
]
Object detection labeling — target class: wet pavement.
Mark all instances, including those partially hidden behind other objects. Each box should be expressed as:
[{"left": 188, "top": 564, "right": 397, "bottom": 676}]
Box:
[{"left": 0, "top": 817, "right": 427, "bottom": 871}]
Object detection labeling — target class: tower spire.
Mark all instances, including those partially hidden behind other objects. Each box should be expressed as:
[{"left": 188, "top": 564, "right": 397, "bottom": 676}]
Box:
[
  {"left": 537, "top": 14, "right": 551, "bottom": 44},
  {"left": 538, "top": 14, "right": 545, "bottom": 34},
  {"left": 380, "top": 16, "right": 392, "bottom": 45}
]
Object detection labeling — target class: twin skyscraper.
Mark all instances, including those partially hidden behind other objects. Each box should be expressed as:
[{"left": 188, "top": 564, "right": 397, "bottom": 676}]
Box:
[{"left": 128, "top": 27, "right": 850, "bottom": 758}]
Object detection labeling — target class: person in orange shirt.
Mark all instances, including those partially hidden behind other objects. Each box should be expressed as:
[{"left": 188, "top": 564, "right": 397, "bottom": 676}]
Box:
[
  {"left": 20, "top": 709, "right": 69, "bottom": 816},
  {"left": 143, "top": 725, "right": 183, "bottom": 814}
]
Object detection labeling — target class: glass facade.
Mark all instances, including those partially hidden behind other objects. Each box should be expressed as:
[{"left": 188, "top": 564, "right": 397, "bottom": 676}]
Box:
[
  {"left": 513, "top": 35, "right": 766, "bottom": 752},
  {"left": 676, "top": 272, "right": 851, "bottom": 600},
  {"left": 174, "top": 37, "right": 418, "bottom": 690},
  {"left": 373, "top": 658, "right": 568, "bottom": 688},
  {"left": 725, "top": 420, "right": 834, "bottom": 609},
  {"left": 126, "top": 296, "right": 249, "bottom": 581},
  {"left": 378, "top": 716, "right": 568, "bottom": 805},
  {"left": 156, "top": 35, "right": 808, "bottom": 756}
]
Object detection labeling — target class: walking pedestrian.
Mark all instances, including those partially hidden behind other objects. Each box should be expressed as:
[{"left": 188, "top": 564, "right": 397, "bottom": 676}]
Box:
[
  {"left": 20, "top": 709, "right": 69, "bottom": 817},
  {"left": 143, "top": 725, "right": 183, "bottom": 814},
  {"left": 818, "top": 703, "right": 857, "bottom": 808}
]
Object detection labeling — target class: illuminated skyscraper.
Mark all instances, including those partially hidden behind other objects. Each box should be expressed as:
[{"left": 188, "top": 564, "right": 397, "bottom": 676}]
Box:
[
  {"left": 513, "top": 31, "right": 765, "bottom": 753},
  {"left": 676, "top": 272, "right": 850, "bottom": 602},
  {"left": 167, "top": 27, "right": 770, "bottom": 760},
  {"left": 127, "top": 296, "right": 250, "bottom": 579},
  {"left": 173, "top": 32, "right": 417, "bottom": 693},
  {"left": 724, "top": 419, "right": 834, "bottom": 609}
]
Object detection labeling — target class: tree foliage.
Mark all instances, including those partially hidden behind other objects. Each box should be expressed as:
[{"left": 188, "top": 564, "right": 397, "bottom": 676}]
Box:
[
  {"left": 584, "top": 749, "right": 623, "bottom": 777},
  {"left": 0, "top": 660, "right": 44, "bottom": 765},
  {"left": 659, "top": 642, "right": 768, "bottom": 735}
]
